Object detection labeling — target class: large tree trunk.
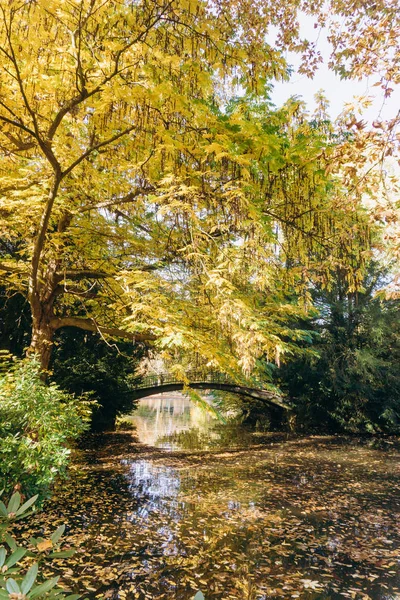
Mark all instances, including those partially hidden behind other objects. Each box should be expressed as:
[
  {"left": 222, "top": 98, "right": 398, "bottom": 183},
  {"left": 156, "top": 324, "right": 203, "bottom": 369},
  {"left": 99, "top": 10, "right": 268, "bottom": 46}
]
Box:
[
  {"left": 28, "top": 258, "right": 58, "bottom": 373},
  {"left": 29, "top": 306, "right": 56, "bottom": 372}
]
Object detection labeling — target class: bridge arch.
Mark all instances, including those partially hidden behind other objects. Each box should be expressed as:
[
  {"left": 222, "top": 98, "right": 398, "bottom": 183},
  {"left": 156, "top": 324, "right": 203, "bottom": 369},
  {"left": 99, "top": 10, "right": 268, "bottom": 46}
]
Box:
[{"left": 126, "top": 372, "right": 291, "bottom": 411}]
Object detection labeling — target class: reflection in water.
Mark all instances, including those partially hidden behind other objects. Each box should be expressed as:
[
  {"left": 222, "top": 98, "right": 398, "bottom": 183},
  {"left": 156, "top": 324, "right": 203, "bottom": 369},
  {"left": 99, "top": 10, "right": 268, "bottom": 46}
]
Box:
[
  {"left": 127, "top": 393, "right": 214, "bottom": 449},
  {"left": 118, "top": 394, "right": 400, "bottom": 599},
  {"left": 32, "top": 393, "right": 400, "bottom": 600},
  {"left": 123, "top": 459, "right": 183, "bottom": 519}
]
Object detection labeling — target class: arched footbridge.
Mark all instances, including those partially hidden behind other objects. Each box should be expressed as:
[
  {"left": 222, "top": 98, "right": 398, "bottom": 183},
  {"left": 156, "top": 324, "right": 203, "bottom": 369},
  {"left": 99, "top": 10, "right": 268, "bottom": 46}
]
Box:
[{"left": 126, "top": 370, "right": 292, "bottom": 411}]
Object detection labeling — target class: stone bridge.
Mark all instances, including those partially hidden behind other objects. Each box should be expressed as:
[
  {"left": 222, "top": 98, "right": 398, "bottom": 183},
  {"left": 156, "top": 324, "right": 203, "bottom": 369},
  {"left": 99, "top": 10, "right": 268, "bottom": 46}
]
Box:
[{"left": 127, "top": 370, "right": 291, "bottom": 410}]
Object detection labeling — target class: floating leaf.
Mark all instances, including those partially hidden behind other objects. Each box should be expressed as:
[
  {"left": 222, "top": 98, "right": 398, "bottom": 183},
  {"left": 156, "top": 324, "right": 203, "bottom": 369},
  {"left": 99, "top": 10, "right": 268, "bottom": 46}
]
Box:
[{"left": 37, "top": 539, "right": 53, "bottom": 552}]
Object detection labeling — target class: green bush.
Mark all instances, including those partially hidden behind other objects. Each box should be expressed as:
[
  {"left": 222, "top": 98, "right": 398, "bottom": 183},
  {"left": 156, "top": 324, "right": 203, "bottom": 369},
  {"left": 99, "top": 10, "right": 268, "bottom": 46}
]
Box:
[
  {"left": 0, "top": 357, "right": 92, "bottom": 497},
  {"left": 0, "top": 491, "right": 81, "bottom": 599}
]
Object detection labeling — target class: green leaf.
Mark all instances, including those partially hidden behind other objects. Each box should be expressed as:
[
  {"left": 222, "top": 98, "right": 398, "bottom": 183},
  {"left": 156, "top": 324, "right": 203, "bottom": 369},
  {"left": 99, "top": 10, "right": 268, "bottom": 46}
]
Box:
[
  {"left": 0, "top": 590, "right": 9, "bottom": 599},
  {"left": 65, "top": 595, "right": 81, "bottom": 600},
  {"left": 7, "top": 493, "right": 21, "bottom": 515},
  {"left": 194, "top": 592, "right": 205, "bottom": 600},
  {"left": 21, "top": 563, "right": 38, "bottom": 594},
  {"left": 0, "top": 547, "right": 6, "bottom": 567},
  {"left": 29, "top": 576, "right": 59, "bottom": 598},
  {"left": 50, "top": 525, "right": 65, "bottom": 545},
  {"left": 5, "top": 578, "right": 20, "bottom": 594},
  {"left": 16, "top": 495, "right": 38, "bottom": 517},
  {"left": 6, "top": 546, "right": 26, "bottom": 568},
  {"left": 0, "top": 502, "right": 8, "bottom": 518},
  {"left": 4, "top": 534, "right": 17, "bottom": 552}
]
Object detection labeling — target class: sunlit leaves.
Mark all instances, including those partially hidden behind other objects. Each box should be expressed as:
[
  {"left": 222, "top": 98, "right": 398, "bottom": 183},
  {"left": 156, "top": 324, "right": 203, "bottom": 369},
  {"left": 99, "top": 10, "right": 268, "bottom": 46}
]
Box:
[{"left": 0, "top": 0, "right": 392, "bottom": 376}]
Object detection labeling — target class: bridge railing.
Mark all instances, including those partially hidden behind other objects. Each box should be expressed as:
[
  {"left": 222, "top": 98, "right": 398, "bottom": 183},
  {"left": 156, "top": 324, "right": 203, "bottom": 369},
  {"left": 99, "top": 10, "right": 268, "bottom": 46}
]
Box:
[
  {"left": 129, "top": 370, "right": 289, "bottom": 408},
  {"left": 132, "top": 370, "right": 233, "bottom": 390}
]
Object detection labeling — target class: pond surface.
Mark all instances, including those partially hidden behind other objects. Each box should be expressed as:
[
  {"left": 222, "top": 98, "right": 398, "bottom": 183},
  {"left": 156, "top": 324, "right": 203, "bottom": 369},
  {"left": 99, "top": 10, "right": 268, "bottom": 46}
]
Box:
[{"left": 29, "top": 394, "right": 400, "bottom": 600}]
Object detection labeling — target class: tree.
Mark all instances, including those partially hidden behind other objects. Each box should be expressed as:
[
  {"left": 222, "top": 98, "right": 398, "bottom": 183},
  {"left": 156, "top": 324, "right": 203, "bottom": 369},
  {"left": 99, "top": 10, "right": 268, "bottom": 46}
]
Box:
[
  {"left": 0, "top": 0, "right": 388, "bottom": 377},
  {"left": 277, "top": 264, "right": 400, "bottom": 432}
]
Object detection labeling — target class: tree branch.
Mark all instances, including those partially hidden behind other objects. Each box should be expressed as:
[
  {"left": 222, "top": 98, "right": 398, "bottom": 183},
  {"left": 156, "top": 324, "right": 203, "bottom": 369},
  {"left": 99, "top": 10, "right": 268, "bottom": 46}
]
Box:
[
  {"left": 1, "top": 129, "right": 36, "bottom": 151},
  {"left": 45, "top": 1, "right": 174, "bottom": 141},
  {"left": 47, "top": 90, "right": 89, "bottom": 141},
  {"left": 62, "top": 126, "right": 136, "bottom": 177},
  {"left": 0, "top": 180, "right": 39, "bottom": 194},
  {"left": 0, "top": 114, "right": 38, "bottom": 140},
  {"left": 0, "top": 5, "right": 40, "bottom": 137},
  {"left": 56, "top": 269, "right": 113, "bottom": 281},
  {"left": 50, "top": 316, "right": 156, "bottom": 342},
  {"left": 0, "top": 262, "right": 27, "bottom": 274},
  {"left": 0, "top": 112, "right": 60, "bottom": 172},
  {"left": 79, "top": 186, "right": 154, "bottom": 213},
  {"left": 30, "top": 176, "right": 62, "bottom": 300},
  {"left": 0, "top": 8, "right": 61, "bottom": 172},
  {"left": 52, "top": 284, "right": 99, "bottom": 299},
  {"left": 56, "top": 262, "right": 165, "bottom": 281}
]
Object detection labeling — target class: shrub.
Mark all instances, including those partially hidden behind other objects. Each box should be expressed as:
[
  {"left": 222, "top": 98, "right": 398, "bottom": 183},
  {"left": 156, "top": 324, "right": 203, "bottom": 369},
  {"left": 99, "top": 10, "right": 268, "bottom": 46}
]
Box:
[
  {"left": 0, "top": 491, "right": 81, "bottom": 599},
  {"left": 0, "top": 357, "right": 92, "bottom": 497}
]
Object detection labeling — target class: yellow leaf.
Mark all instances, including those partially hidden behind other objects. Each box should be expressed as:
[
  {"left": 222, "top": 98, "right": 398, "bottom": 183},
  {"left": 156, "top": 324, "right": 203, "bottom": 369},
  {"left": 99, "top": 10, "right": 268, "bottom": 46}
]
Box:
[{"left": 37, "top": 539, "right": 53, "bottom": 552}]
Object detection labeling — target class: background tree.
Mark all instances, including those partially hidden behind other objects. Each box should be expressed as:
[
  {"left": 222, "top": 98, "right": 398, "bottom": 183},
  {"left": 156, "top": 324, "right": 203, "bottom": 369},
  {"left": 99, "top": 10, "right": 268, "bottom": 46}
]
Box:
[
  {"left": 0, "top": 287, "right": 30, "bottom": 357},
  {"left": 277, "top": 264, "right": 400, "bottom": 433},
  {"left": 0, "top": 240, "right": 31, "bottom": 356}
]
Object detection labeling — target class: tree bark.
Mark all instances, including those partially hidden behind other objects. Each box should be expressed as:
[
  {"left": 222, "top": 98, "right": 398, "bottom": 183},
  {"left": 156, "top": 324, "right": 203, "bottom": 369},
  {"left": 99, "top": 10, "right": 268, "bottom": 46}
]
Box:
[
  {"left": 50, "top": 316, "right": 156, "bottom": 342},
  {"left": 28, "top": 305, "right": 56, "bottom": 372},
  {"left": 27, "top": 174, "right": 62, "bottom": 373},
  {"left": 24, "top": 173, "right": 156, "bottom": 370},
  {"left": 28, "top": 307, "right": 156, "bottom": 373}
]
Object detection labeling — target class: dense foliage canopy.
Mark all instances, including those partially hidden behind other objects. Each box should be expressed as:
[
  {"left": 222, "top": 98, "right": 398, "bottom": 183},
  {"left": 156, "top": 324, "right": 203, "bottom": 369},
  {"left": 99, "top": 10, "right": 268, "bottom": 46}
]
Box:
[
  {"left": 1, "top": 3, "right": 400, "bottom": 594},
  {"left": 1, "top": 0, "right": 394, "bottom": 380}
]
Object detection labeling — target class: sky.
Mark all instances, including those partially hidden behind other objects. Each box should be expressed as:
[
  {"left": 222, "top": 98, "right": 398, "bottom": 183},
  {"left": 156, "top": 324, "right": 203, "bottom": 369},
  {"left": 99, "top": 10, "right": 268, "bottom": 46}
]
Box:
[{"left": 269, "top": 15, "right": 400, "bottom": 123}]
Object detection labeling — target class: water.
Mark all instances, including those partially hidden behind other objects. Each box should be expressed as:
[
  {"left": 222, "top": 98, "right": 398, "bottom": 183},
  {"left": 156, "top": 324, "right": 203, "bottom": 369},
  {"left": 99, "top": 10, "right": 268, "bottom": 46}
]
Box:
[
  {"left": 28, "top": 394, "right": 400, "bottom": 600},
  {"left": 125, "top": 393, "right": 210, "bottom": 449}
]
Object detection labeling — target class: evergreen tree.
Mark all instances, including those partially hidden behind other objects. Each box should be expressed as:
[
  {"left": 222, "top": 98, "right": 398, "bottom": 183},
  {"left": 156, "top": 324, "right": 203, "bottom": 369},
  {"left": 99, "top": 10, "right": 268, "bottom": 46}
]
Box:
[{"left": 278, "top": 265, "right": 400, "bottom": 433}]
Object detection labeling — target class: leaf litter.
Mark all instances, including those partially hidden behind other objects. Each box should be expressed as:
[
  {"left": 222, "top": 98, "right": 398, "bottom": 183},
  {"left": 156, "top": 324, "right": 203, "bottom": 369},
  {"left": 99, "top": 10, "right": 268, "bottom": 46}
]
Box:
[{"left": 13, "top": 432, "right": 400, "bottom": 600}]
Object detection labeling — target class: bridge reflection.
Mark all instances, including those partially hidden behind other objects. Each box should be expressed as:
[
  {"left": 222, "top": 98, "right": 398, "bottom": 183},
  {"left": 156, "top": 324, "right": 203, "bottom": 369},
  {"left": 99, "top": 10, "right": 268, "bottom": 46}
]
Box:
[{"left": 128, "top": 392, "right": 212, "bottom": 449}]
